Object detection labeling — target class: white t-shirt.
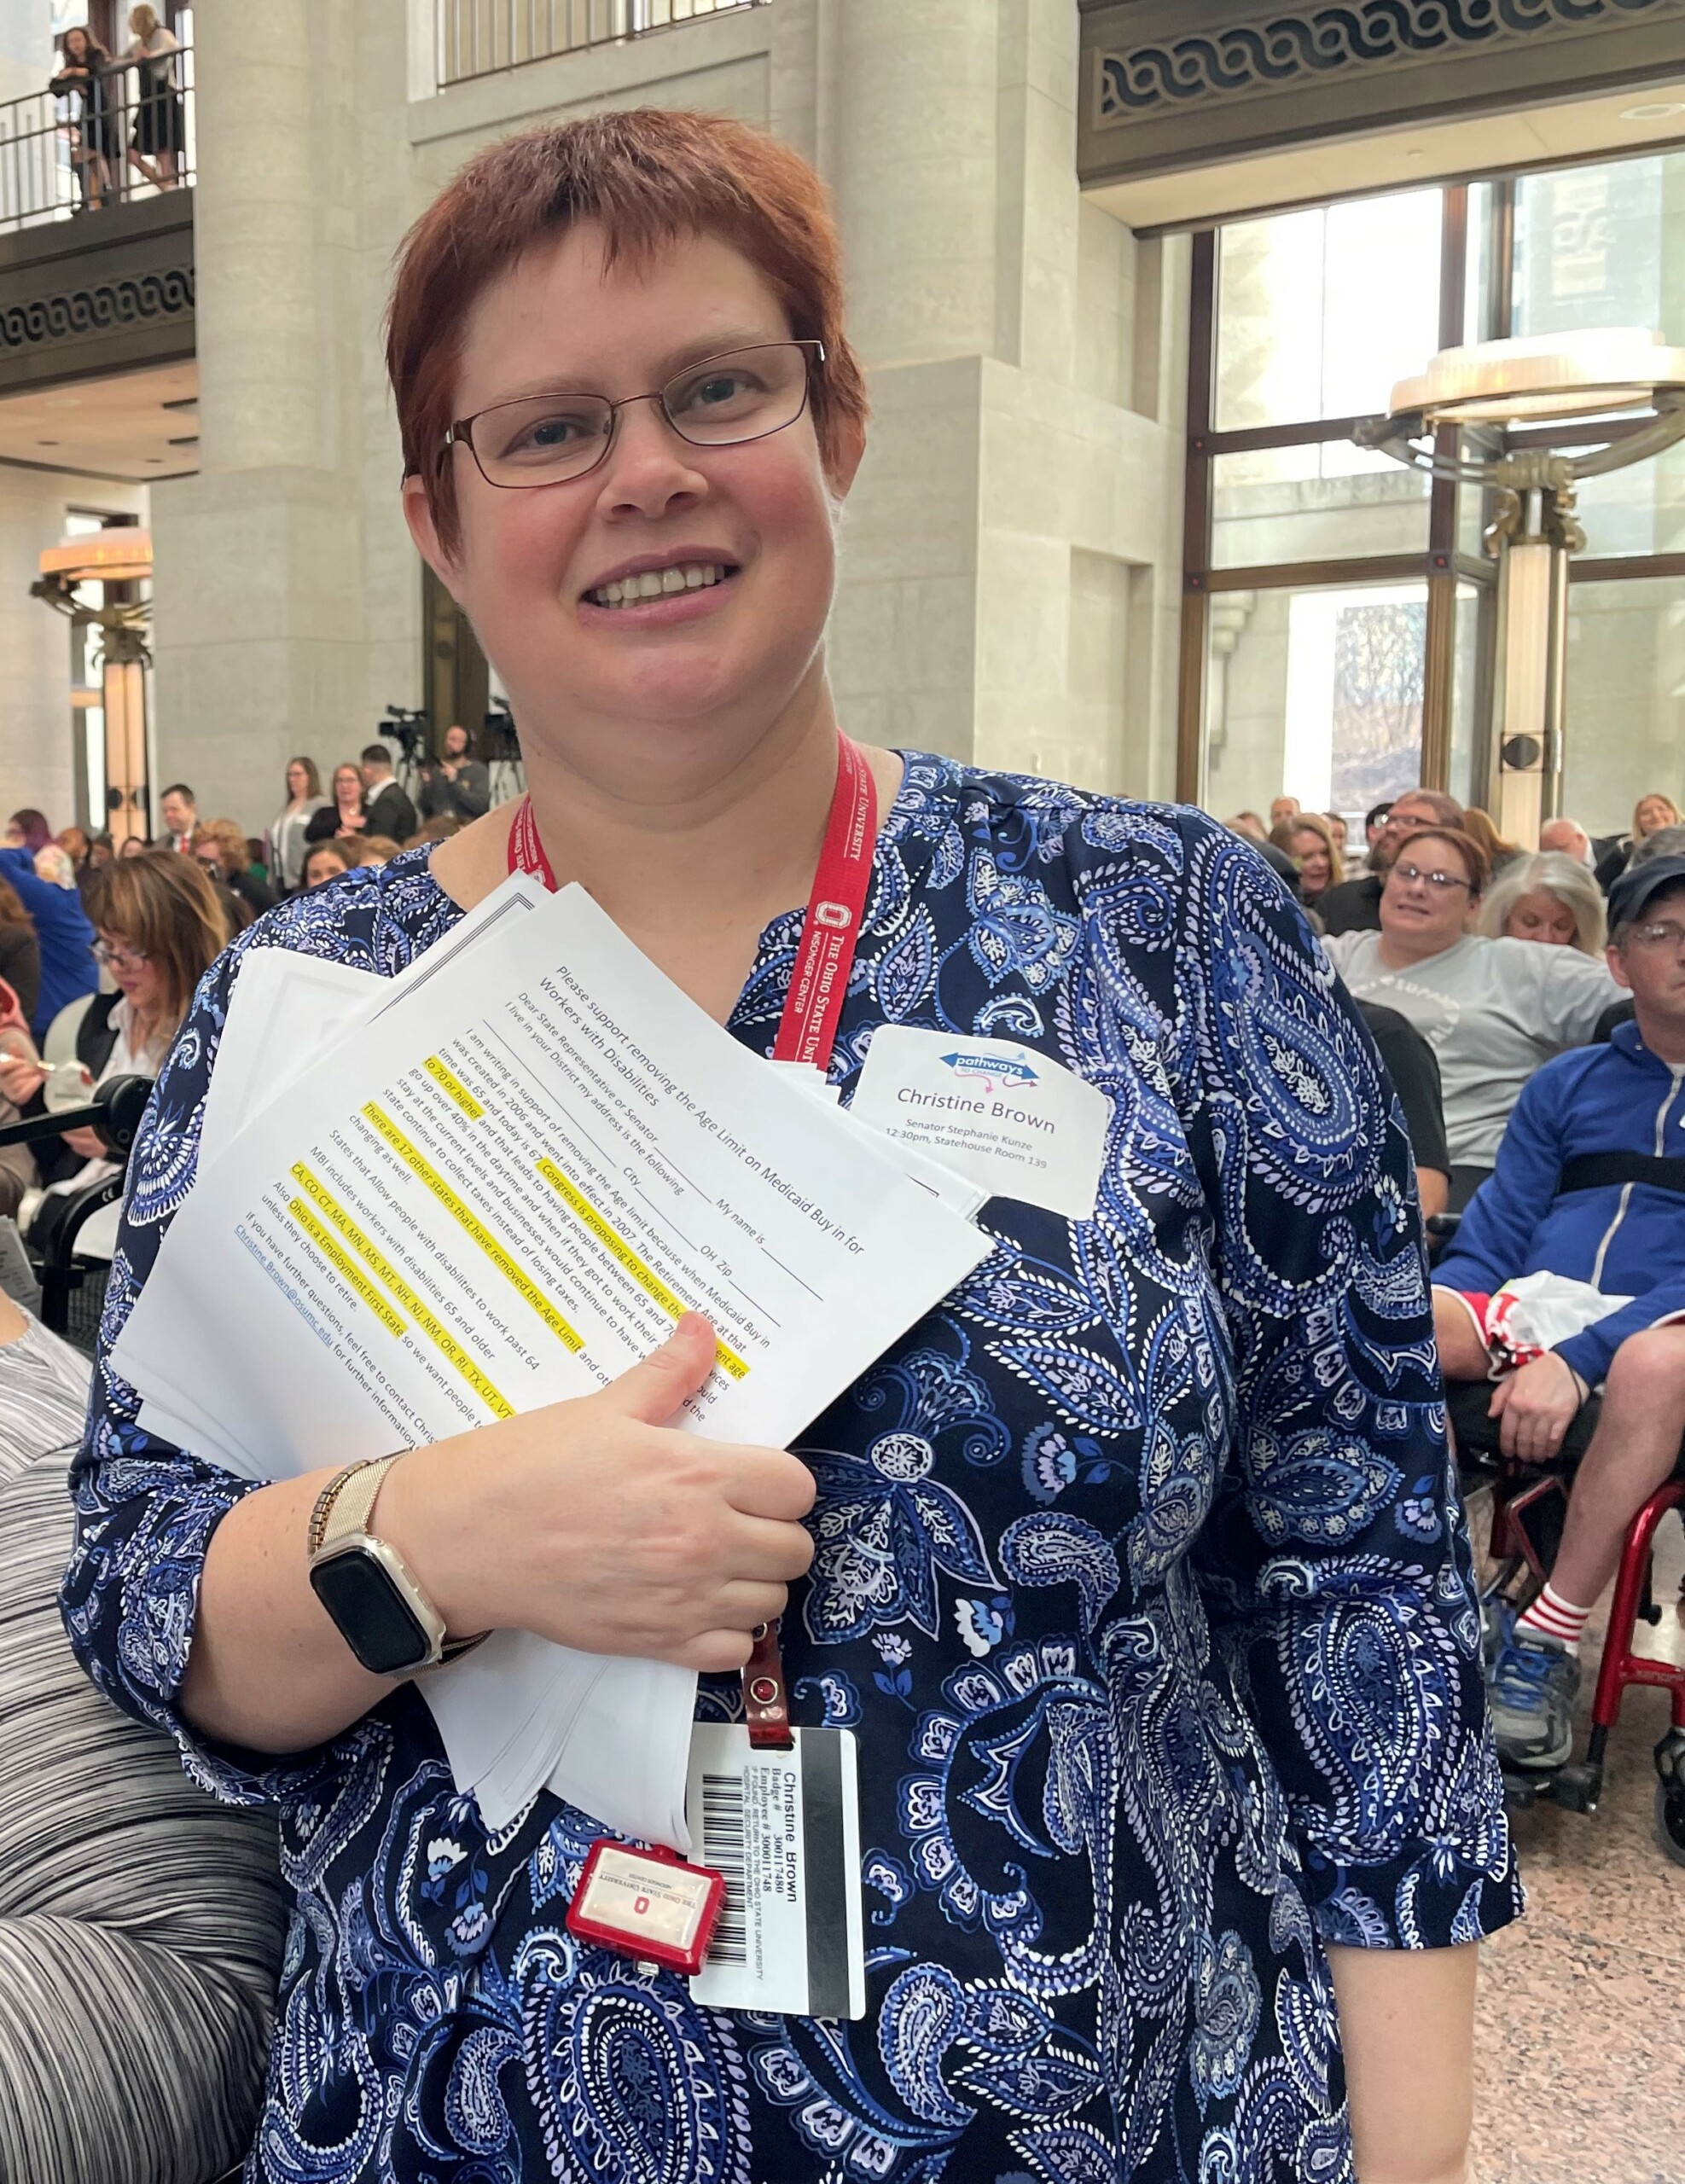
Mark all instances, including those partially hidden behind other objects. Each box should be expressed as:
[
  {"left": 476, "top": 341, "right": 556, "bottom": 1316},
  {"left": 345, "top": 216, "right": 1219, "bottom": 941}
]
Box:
[
  {"left": 123, "top": 26, "right": 180, "bottom": 85},
  {"left": 1322, "top": 931, "right": 1621, "bottom": 1167},
  {"left": 41, "top": 995, "right": 167, "bottom": 1258}
]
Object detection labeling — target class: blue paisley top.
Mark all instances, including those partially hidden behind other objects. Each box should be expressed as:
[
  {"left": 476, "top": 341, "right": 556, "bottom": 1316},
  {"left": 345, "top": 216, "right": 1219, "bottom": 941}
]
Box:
[{"left": 64, "top": 756, "right": 1519, "bottom": 2184}]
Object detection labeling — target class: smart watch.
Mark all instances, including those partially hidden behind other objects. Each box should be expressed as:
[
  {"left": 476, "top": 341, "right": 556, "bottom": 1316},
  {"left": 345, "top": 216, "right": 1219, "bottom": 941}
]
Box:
[{"left": 306, "top": 1456, "right": 485, "bottom": 1676}]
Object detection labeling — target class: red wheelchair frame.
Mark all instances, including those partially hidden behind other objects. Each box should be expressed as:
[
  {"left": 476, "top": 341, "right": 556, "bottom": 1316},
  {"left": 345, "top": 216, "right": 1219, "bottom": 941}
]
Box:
[{"left": 1485, "top": 1461, "right": 1685, "bottom": 1861}]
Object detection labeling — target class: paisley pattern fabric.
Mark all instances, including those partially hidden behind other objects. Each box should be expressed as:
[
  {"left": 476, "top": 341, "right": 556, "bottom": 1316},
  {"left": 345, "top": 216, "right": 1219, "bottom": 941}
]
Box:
[{"left": 63, "top": 756, "right": 1520, "bottom": 2183}]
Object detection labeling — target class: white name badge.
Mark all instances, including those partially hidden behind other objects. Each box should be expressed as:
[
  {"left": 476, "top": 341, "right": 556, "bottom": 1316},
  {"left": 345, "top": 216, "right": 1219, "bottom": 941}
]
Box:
[
  {"left": 685, "top": 1725, "right": 866, "bottom": 2020},
  {"left": 851, "top": 1027, "right": 1109, "bottom": 1220}
]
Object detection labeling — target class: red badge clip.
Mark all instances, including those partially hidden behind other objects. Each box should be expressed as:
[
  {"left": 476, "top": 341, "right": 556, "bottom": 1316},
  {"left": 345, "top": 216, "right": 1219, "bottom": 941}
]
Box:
[
  {"left": 744, "top": 1618, "right": 793, "bottom": 1750},
  {"left": 565, "top": 1840, "right": 725, "bottom": 1976}
]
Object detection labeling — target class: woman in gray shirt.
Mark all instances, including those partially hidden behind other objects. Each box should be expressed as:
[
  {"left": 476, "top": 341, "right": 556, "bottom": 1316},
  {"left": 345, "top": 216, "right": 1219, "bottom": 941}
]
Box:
[{"left": 1324, "top": 824, "right": 1619, "bottom": 1205}]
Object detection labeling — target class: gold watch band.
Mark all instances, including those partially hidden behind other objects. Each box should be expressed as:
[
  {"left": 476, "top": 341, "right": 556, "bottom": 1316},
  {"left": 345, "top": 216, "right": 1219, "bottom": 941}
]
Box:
[
  {"left": 307, "top": 1457, "right": 390, "bottom": 1559},
  {"left": 317, "top": 1454, "right": 402, "bottom": 1552}
]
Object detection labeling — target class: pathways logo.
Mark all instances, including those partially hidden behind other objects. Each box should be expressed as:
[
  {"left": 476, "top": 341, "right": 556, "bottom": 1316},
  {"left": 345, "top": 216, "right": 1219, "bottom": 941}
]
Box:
[{"left": 941, "top": 1050, "right": 1039, "bottom": 1095}]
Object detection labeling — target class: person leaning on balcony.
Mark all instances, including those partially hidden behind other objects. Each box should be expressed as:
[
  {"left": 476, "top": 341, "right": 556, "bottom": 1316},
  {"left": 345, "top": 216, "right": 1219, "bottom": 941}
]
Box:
[
  {"left": 62, "top": 107, "right": 1519, "bottom": 2184},
  {"left": 121, "top": 4, "right": 183, "bottom": 191},
  {"left": 50, "top": 24, "right": 121, "bottom": 212}
]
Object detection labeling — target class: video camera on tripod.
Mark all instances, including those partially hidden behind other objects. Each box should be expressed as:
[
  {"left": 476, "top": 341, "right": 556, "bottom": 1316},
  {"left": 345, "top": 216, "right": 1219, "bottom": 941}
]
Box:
[
  {"left": 481, "top": 696, "right": 525, "bottom": 802},
  {"left": 377, "top": 704, "right": 430, "bottom": 801}
]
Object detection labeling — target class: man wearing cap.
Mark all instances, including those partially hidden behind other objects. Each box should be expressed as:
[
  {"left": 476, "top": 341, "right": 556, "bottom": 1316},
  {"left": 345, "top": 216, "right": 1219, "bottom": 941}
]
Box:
[{"left": 1432, "top": 854, "right": 1685, "bottom": 1768}]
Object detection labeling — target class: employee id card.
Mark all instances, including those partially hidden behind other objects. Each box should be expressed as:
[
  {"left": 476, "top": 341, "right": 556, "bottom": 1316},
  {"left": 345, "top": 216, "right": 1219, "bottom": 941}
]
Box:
[
  {"left": 685, "top": 1725, "right": 867, "bottom": 2020},
  {"left": 851, "top": 1027, "right": 1110, "bottom": 1220}
]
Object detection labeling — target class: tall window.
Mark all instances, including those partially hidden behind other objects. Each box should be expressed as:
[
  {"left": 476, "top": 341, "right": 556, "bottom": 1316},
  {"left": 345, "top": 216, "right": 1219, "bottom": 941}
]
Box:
[
  {"left": 1182, "top": 150, "right": 1685, "bottom": 839},
  {"left": 1514, "top": 154, "right": 1685, "bottom": 831}
]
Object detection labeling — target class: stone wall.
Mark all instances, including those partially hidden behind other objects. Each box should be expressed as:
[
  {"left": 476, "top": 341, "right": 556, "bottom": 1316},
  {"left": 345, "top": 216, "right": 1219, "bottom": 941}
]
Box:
[{"left": 149, "top": 0, "right": 1186, "bottom": 826}]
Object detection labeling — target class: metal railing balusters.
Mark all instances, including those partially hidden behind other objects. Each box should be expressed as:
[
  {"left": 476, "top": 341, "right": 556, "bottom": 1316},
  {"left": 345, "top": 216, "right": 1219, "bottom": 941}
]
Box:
[
  {"left": 0, "top": 46, "right": 195, "bottom": 235},
  {"left": 433, "top": 0, "right": 764, "bottom": 86}
]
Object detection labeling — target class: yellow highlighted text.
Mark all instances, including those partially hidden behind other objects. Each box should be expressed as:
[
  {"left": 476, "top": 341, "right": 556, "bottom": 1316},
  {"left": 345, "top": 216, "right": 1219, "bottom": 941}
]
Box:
[{"left": 536, "top": 1157, "right": 748, "bottom": 1380}]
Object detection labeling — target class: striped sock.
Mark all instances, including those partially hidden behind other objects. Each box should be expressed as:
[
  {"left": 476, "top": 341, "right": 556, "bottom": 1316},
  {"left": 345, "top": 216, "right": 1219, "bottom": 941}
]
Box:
[{"left": 1516, "top": 1583, "right": 1590, "bottom": 1654}]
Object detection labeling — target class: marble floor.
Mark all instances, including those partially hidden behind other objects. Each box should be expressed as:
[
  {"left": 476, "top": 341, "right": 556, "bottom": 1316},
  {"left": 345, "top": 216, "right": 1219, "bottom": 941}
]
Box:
[{"left": 1470, "top": 1496, "right": 1685, "bottom": 2184}]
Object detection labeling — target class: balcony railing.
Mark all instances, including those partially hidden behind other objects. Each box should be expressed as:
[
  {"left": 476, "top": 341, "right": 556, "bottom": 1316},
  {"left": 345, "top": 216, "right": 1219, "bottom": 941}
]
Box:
[
  {"left": 0, "top": 45, "right": 195, "bottom": 237},
  {"left": 435, "top": 0, "right": 766, "bottom": 89}
]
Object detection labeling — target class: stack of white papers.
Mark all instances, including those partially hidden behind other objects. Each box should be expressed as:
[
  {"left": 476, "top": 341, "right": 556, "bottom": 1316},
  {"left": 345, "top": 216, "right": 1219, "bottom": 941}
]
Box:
[{"left": 115, "top": 878, "right": 990, "bottom": 1846}]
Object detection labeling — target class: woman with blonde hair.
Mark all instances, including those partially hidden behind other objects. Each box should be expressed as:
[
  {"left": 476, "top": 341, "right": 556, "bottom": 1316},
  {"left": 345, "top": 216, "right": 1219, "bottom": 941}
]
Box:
[
  {"left": 1479, "top": 851, "right": 1607, "bottom": 956},
  {"left": 1596, "top": 791, "right": 1683, "bottom": 892},
  {"left": 1268, "top": 809, "right": 1345, "bottom": 905},
  {"left": 120, "top": 4, "right": 183, "bottom": 190},
  {"left": 303, "top": 763, "right": 369, "bottom": 846}
]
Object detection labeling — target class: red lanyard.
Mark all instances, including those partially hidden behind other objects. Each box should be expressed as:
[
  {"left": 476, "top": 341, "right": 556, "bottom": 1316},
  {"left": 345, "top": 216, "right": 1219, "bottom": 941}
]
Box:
[
  {"left": 505, "top": 736, "right": 878, "bottom": 1751},
  {"left": 507, "top": 733, "right": 877, "bottom": 1078}
]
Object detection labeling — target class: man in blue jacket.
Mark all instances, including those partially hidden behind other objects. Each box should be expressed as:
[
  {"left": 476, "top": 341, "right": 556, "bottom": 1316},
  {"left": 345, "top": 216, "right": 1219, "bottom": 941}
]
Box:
[{"left": 1433, "top": 854, "right": 1685, "bottom": 1768}]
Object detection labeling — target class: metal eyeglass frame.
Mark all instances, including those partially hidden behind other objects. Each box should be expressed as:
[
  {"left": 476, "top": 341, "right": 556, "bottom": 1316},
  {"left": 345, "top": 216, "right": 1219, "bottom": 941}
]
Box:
[{"left": 441, "top": 340, "right": 827, "bottom": 488}]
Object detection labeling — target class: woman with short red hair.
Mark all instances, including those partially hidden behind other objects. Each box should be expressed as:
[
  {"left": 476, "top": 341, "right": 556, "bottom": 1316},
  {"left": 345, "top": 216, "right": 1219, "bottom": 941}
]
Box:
[{"left": 66, "top": 111, "right": 1514, "bottom": 2184}]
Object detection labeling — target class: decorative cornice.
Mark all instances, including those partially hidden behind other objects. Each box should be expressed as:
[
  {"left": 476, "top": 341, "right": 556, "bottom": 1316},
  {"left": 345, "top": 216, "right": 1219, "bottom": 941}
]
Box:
[
  {"left": 1098, "top": 0, "right": 1682, "bottom": 119},
  {"left": 0, "top": 266, "right": 194, "bottom": 354}
]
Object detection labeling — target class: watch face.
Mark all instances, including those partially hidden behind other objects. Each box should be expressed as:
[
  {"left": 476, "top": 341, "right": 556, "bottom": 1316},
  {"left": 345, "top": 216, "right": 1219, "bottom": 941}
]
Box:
[{"left": 310, "top": 1548, "right": 433, "bottom": 1676}]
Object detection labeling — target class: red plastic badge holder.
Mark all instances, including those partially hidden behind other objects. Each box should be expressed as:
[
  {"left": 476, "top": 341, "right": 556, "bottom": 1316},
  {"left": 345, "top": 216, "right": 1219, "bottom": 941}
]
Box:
[{"left": 565, "top": 1840, "right": 725, "bottom": 1976}]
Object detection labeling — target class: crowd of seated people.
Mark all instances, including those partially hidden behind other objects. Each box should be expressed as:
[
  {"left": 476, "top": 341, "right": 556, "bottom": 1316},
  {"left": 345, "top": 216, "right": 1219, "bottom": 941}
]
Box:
[
  {"left": 1433, "top": 851, "right": 1685, "bottom": 1768},
  {"left": 1229, "top": 781, "right": 1685, "bottom": 1782},
  {"left": 1322, "top": 826, "right": 1618, "bottom": 1207},
  {"left": 0, "top": 756, "right": 483, "bottom": 1265}
]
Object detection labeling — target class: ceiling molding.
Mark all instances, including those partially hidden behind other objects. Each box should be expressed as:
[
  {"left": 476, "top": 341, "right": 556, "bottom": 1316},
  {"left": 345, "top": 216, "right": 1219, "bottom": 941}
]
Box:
[{"left": 1079, "top": 0, "right": 1685, "bottom": 185}]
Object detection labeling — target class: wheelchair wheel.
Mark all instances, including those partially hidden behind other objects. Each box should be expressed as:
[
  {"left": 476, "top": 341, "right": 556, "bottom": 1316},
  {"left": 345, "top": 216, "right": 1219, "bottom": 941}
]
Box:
[{"left": 1654, "top": 1781, "right": 1685, "bottom": 1867}]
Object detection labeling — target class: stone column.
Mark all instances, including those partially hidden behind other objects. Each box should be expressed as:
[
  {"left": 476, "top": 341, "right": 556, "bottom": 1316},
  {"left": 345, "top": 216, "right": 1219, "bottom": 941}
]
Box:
[
  {"left": 149, "top": 0, "right": 375, "bottom": 834},
  {"left": 818, "top": 0, "right": 1182, "bottom": 791}
]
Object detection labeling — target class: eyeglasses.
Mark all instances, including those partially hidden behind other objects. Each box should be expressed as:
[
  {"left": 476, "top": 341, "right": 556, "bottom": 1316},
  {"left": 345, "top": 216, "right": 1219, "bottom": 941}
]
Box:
[
  {"left": 444, "top": 341, "right": 825, "bottom": 489},
  {"left": 1390, "top": 863, "right": 1473, "bottom": 895},
  {"left": 1627, "top": 919, "right": 1685, "bottom": 954},
  {"left": 93, "top": 939, "right": 148, "bottom": 970}
]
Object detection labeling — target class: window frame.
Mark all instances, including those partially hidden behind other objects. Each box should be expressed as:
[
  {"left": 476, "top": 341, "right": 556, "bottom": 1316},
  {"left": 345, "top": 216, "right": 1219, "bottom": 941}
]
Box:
[{"left": 1177, "top": 159, "right": 1685, "bottom": 807}]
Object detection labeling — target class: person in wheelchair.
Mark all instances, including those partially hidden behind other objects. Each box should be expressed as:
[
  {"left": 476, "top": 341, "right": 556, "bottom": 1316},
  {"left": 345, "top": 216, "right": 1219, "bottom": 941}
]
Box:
[{"left": 1431, "top": 854, "right": 1685, "bottom": 1770}]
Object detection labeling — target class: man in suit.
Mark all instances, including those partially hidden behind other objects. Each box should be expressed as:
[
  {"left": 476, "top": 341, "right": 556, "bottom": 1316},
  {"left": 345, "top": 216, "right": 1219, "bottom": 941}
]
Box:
[
  {"left": 154, "top": 783, "right": 196, "bottom": 854},
  {"left": 359, "top": 745, "right": 418, "bottom": 846}
]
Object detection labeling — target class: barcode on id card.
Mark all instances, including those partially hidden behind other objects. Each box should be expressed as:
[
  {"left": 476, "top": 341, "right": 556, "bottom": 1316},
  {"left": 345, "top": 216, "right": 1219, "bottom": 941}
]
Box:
[{"left": 701, "top": 1774, "right": 747, "bottom": 1963}]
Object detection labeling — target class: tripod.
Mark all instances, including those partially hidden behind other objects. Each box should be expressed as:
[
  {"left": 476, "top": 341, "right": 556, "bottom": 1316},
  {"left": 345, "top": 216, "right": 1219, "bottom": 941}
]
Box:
[
  {"left": 482, "top": 700, "right": 525, "bottom": 807},
  {"left": 377, "top": 705, "right": 429, "bottom": 813}
]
